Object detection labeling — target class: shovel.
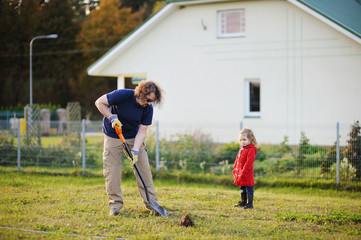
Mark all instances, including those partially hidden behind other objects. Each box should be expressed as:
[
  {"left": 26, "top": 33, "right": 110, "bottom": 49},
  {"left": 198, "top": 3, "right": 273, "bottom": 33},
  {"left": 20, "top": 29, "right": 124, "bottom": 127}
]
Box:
[{"left": 115, "top": 125, "right": 168, "bottom": 217}]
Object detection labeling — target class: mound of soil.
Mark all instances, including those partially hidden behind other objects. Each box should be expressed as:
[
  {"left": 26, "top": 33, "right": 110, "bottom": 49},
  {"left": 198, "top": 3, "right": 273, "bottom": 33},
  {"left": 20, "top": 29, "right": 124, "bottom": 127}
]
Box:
[{"left": 179, "top": 213, "right": 194, "bottom": 227}]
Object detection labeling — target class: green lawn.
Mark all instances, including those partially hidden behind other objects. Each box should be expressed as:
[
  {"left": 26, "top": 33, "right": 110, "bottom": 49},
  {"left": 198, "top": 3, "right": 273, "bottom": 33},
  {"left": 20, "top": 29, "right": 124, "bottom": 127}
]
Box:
[{"left": 0, "top": 171, "right": 360, "bottom": 239}]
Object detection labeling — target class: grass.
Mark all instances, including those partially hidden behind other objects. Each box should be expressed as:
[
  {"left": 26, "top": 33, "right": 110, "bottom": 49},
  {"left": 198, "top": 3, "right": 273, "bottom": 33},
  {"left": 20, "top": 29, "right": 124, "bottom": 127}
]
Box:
[{"left": 0, "top": 171, "right": 361, "bottom": 239}]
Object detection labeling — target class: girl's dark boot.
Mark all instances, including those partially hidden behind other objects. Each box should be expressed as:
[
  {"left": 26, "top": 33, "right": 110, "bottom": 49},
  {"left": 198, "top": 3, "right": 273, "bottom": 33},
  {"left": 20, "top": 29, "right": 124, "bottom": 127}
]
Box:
[
  {"left": 244, "top": 193, "right": 253, "bottom": 209},
  {"left": 234, "top": 188, "right": 247, "bottom": 207}
]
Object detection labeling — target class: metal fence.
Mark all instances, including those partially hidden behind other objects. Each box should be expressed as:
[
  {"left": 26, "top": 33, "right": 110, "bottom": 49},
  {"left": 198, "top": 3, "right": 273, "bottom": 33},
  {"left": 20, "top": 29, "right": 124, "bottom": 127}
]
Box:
[{"left": 0, "top": 119, "right": 360, "bottom": 184}]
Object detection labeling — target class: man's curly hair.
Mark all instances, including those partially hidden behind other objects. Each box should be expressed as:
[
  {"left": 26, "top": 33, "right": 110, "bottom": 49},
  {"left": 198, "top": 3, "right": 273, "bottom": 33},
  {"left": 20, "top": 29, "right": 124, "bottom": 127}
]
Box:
[{"left": 134, "top": 80, "right": 163, "bottom": 105}]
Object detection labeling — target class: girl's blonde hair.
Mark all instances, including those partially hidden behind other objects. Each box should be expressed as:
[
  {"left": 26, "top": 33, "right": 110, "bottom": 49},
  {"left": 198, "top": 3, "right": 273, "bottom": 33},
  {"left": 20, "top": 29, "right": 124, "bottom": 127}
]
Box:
[{"left": 239, "top": 128, "right": 257, "bottom": 146}]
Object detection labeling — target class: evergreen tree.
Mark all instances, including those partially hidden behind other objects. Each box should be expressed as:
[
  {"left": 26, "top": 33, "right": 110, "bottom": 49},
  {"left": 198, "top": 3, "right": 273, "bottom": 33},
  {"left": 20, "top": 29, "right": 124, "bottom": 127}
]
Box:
[{"left": 296, "top": 132, "right": 310, "bottom": 175}]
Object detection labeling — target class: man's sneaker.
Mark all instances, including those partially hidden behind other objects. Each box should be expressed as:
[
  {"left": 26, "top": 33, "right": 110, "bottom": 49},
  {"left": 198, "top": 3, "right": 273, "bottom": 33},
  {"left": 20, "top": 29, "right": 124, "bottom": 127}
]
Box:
[
  {"left": 150, "top": 209, "right": 161, "bottom": 216},
  {"left": 109, "top": 208, "right": 120, "bottom": 216},
  {"left": 234, "top": 201, "right": 246, "bottom": 207}
]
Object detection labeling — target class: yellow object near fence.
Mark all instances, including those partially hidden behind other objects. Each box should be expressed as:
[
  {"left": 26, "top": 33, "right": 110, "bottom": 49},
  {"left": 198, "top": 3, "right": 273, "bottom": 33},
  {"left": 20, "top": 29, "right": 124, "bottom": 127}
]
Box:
[{"left": 20, "top": 118, "right": 26, "bottom": 134}]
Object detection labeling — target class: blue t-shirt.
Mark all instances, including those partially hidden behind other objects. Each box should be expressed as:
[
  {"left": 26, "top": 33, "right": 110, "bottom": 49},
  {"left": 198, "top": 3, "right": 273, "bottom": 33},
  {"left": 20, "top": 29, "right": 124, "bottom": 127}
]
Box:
[{"left": 102, "top": 89, "right": 153, "bottom": 139}]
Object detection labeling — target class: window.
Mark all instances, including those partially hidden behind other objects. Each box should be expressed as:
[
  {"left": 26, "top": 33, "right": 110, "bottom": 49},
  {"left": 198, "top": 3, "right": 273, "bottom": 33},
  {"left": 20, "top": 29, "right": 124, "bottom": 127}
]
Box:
[
  {"left": 123, "top": 76, "right": 146, "bottom": 89},
  {"left": 124, "top": 77, "right": 138, "bottom": 89},
  {"left": 245, "top": 79, "right": 260, "bottom": 117},
  {"left": 218, "top": 9, "right": 245, "bottom": 38}
]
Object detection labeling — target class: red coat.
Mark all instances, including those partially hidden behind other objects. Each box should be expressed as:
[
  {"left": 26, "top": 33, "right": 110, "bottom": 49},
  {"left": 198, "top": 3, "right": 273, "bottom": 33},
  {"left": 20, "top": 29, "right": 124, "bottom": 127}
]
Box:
[{"left": 232, "top": 144, "right": 257, "bottom": 187}]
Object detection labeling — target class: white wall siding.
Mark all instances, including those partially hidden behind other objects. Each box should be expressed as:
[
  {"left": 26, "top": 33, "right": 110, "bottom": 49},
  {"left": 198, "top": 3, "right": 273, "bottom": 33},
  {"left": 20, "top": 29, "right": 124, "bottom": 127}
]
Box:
[{"left": 90, "top": 0, "right": 361, "bottom": 144}]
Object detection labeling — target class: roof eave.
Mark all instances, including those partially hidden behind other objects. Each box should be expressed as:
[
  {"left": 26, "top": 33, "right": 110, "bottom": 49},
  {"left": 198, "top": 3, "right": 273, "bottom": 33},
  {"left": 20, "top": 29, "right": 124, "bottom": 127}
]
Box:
[{"left": 87, "top": 3, "right": 177, "bottom": 76}]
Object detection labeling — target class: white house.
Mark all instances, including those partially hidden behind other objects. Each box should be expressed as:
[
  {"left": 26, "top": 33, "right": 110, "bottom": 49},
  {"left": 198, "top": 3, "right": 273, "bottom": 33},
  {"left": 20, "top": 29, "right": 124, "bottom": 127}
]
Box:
[{"left": 88, "top": 0, "right": 361, "bottom": 145}]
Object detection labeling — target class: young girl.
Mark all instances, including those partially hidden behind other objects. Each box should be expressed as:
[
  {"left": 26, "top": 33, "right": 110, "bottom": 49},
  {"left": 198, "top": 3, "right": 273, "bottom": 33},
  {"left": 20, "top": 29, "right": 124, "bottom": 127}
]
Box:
[{"left": 232, "top": 128, "right": 257, "bottom": 209}]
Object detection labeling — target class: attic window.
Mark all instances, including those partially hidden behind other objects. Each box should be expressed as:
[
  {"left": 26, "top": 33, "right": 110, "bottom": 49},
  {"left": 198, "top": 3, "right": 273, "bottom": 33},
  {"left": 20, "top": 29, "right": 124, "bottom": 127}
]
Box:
[{"left": 218, "top": 9, "right": 245, "bottom": 38}]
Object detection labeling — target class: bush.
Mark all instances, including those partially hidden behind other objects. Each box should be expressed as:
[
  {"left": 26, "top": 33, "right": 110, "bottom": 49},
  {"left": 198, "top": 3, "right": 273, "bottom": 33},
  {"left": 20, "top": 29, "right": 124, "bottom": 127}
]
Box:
[
  {"left": 303, "top": 152, "right": 326, "bottom": 168},
  {"left": 255, "top": 154, "right": 296, "bottom": 176},
  {"left": 150, "top": 130, "right": 219, "bottom": 173},
  {"left": 153, "top": 170, "right": 234, "bottom": 186},
  {"left": 322, "top": 142, "right": 337, "bottom": 176},
  {"left": 279, "top": 136, "right": 291, "bottom": 154},
  {"left": 330, "top": 158, "right": 357, "bottom": 183},
  {"left": 19, "top": 145, "right": 81, "bottom": 167},
  {"left": 344, "top": 121, "right": 361, "bottom": 179},
  {"left": 0, "top": 131, "right": 83, "bottom": 168},
  {"left": 255, "top": 146, "right": 266, "bottom": 161},
  {"left": 0, "top": 132, "right": 16, "bottom": 165}
]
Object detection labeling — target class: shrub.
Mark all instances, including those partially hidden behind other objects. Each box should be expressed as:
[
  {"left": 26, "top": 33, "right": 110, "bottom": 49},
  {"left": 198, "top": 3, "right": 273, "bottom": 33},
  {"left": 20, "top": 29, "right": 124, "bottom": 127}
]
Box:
[
  {"left": 153, "top": 130, "right": 218, "bottom": 173},
  {"left": 214, "top": 141, "right": 239, "bottom": 164},
  {"left": 296, "top": 132, "right": 310, "bottom": 175},
  {"left": 303, "top": 152, "right": 326, "bottom": 168},
  {"left": 279, "top": 136, "right": 291, "bottom": 154},
  {"left": 343, "top": 121, "right": 361, "bottom": 179},
  {"left": 322, "top": 142, "right": 337, "bottom": 176},
  {"left": 20, "top": 145, "right": 81, "bottom": 167},
  {"left": 255, "top": 146, "right": 266, "bottom": 161},
  {"left": 330, "top": 157, "right": 356, "bottom": 183},
  {"left": 0, "top": 132, "right": 16, "bottom": 165},
  {"left": 0, "top": 131, "right": 83, "bottom": 167}
]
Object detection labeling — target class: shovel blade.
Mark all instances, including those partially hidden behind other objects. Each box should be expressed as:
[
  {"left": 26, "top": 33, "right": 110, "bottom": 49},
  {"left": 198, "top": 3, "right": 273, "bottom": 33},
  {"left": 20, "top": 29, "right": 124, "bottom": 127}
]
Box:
[{"left": 149, "top": 200, "right": 168, "bottom": 217}]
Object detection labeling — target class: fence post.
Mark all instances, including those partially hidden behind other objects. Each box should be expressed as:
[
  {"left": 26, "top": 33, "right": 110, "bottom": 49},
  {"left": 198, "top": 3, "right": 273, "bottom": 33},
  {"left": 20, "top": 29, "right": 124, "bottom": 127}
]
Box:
[
  {"left": 240, "top": 121, "right": 243, "bottom": 130},
  {"left": 156, "top": 120, "right": 160, "bottom": 172},
  {"left": 336, "top": 122, "right": 340, "bottom": 184},
  {"left": 82, "top": 119, "right": 86, "bottom": 174},
  {"left": 17, "top": 118, "right": 21, "bottom": 172}
]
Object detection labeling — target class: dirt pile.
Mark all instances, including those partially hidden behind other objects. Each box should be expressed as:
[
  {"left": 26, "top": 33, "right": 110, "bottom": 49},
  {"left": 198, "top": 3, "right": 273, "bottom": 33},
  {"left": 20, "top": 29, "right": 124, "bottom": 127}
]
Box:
[{"left": 179, "top": 213, "right": 194, "bottom": 227}]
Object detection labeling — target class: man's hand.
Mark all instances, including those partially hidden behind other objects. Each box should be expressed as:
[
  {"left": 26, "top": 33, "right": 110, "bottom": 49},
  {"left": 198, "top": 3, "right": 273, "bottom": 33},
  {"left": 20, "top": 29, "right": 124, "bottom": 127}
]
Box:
[
  {"left": 109, "top": 114, "right": 122, "bottom": 129},
  {"left": 127, "top": 149, "right": 139, "bottom": 165}
]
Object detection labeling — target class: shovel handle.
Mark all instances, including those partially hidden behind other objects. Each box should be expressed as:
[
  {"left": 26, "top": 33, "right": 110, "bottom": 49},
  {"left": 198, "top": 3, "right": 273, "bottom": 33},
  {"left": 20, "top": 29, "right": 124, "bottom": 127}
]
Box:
[
  {"left": 115, "top": 125, "right": 132, "bottom": 158},
  {"left": 115, "top": 124, "right": 126, "bottom": 143},
  {"left": 114, "top": 125, "right": 151, "bottom": 202}
]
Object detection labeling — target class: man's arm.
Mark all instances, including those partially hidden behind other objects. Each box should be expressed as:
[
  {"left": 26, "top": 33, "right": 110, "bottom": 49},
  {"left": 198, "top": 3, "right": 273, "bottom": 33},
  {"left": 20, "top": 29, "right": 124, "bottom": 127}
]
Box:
[
  {"left": 95, "top": 94, "right": 112, "bottom": 118},
  {"left": 133, "top": 124, "right": 148, "bottom": 151}
]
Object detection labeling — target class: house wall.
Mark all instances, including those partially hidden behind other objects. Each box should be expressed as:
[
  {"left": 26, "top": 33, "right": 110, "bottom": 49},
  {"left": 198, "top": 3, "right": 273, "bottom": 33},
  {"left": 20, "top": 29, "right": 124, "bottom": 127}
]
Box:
[{"left": 98, "top": 0, "right": 361, "bottom": 144}]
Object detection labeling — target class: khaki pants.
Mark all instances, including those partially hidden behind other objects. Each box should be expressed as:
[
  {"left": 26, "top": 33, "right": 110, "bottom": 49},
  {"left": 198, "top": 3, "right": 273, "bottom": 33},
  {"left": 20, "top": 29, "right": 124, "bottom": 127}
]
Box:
[{"left": 102, "top": 134, "right": 157, "bottom": 211}]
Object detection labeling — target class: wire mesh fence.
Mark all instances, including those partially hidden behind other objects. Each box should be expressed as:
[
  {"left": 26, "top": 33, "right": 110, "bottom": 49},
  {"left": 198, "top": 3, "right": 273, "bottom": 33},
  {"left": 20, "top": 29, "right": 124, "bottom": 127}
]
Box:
[{"left": 0, "top": 119, "right": 360, "bottom": 183}]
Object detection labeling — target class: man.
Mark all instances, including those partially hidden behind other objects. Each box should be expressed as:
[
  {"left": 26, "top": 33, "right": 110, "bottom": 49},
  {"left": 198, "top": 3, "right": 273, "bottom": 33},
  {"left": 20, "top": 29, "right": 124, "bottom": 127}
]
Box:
[{"left": 95, "top": 80, "right": 163, "bottom": 216}]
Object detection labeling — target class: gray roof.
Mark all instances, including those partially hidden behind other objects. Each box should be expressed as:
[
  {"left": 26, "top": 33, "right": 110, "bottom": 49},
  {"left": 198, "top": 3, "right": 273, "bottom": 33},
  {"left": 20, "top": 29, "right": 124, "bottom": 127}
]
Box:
[{"left": 296, "top": 0, "right": 361, "bottom": 37}]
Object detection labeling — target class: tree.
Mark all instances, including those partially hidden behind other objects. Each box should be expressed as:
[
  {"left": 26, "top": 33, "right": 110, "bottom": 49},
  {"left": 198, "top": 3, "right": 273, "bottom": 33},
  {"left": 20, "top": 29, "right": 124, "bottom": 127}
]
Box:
[
  {"left": 33, "top": 0, "right": 81, "bottom": 106},
  {"left": 296, "top": 132, "right": 310, "bottom": 175},
  {"left": 0, "top": 0, "right": 41, "bottom": 106},
  {"left": 121, "top": 0, "right": 156, "bottom": 17},
  {"left": 279, "top": 136, "right": 291, "bottom": 154},
  {"left": 0, "top": 0, "right": 81, "bottom": 108},
  {"left": 344, "top": 121, "right": 361, "bottom": 180},
  {"left": 0, "top": 0, "right": 154, "bottom": 116},
  {"left": 73, "top": 0, "right": 145, "bottom": 117}
]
